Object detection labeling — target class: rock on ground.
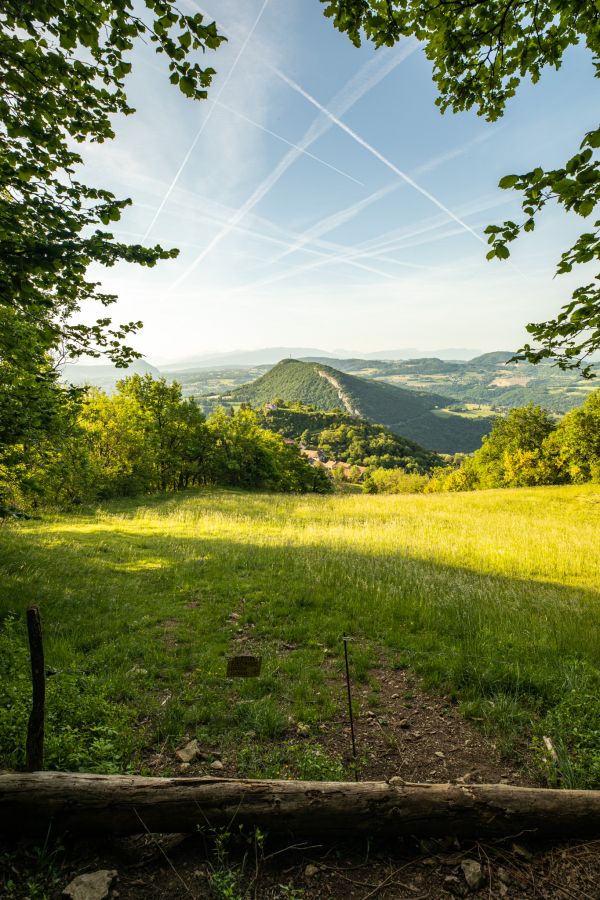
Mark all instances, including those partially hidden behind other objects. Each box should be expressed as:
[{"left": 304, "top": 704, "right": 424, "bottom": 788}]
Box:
[
  {"left": 63, "top": 869, "right": 117, "bottom": 900},
  {"left": 461, "top": 858, "right": 484, "bottom": 890}
]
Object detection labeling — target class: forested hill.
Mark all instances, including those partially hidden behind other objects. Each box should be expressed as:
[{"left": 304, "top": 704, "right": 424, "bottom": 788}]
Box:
[
  {"left": 228, "top": 359, "right": 493, "bottom": 453},
  {"left": 258, "top": 404, "right": 442, "bottom": 472}
]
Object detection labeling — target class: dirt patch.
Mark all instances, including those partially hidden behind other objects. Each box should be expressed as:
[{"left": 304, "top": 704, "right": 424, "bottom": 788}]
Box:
[
  {"left": 318, "top": 666, "right": 535, "bottom": 786},
  {"left": 4, "top": 829, "right": 599, "bottom": 899}
]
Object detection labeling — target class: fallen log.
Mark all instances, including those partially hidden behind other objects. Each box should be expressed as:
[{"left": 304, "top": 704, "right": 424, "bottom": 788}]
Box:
[{"left": 1, "top": 772, "right": 600, "bottom": 838}]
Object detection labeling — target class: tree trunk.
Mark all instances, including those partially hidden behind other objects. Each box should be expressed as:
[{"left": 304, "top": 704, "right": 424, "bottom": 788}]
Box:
[{"left": 1, "top": 773, "right": 600, "bottom": 838}]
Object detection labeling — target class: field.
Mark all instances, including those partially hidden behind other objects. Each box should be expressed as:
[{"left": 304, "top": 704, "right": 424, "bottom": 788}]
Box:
[{"left": 1, "top": 485, "right": 600, "bottom": 787}]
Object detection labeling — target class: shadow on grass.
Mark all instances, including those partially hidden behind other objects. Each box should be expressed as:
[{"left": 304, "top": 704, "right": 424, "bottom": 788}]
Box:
[{"left": 1, "top": 492, "right": 599, "bottom": 781}]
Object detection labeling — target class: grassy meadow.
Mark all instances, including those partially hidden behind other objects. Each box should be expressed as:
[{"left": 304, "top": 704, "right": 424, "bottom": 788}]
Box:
[{"left": 1, "top": 484, "right": 599, "bottom": 785}]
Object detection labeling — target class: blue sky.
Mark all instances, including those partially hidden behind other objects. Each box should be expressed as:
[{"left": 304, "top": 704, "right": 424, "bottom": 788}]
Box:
[{"left": 81, "top": 0, "right": 599, "bottom": 363}]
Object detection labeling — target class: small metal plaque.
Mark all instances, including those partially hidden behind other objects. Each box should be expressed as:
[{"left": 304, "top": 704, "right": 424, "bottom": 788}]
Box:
[{"left": 226, "top": 655, "right": 262, "bottom": 678}]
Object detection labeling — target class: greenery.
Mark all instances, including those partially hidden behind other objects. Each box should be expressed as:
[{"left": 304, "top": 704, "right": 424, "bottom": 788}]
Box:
[
  {"left": 535, "top": 683, "right": 600, "bottom": 790},
  {"left": 70, "top": 353, "right": 598, "bottom": 417},
  {"left": 363, "top": 468, "right": 429, "bottom": 494},
  {"left": 258, "top": 402, "right": 442, "bottom": 472},
  {"left": 427, "top": 391, "right": 600, "bottom": 491},
  {"left": 0, "top": 615, "right": 134, "bottom": 772},
  {"left": 1, "top": 484, "right": 598, "bottom": 788},
  {"left": 227, "top": 359, "right": 494, "bottom": 453},
  {"left": 304, "top": 354, "right": 598, "bottom": 414},
  {"left": 0, "top": 375, "right": 332, "bottom": 511},
  {"left": 232, "top": 359, "right": 344, "bottom": 410},
  {"left": 322, "top": 0, "right": 599, "bottom": 374},
  {"left": 0, "top": 0, "right": 225, "bottom": 492},
  {"left": 237, "top": 741, "right": 345, "bottom": 781}
]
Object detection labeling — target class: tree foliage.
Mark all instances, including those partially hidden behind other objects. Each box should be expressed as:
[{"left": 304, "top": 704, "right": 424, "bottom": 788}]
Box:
[
  {"left": 0, "top": 0, "right": 225, "bottom": 455},
  {"left": 425, "top": 391, "right": 600, "bottom": 491},
  {"left": 322, "top": 0, "right": 600, "bottom": 373},
  {"left": 258, "top": 401, "right": 442, "bottom": 471},
  {"left": 0, "top": 377, "right": 332, "bottom": 511}
]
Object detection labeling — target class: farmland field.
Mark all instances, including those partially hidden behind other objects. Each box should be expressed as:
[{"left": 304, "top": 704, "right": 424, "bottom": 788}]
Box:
[{"left": 1, "top": 485, "right": 599, "bottom": 786}]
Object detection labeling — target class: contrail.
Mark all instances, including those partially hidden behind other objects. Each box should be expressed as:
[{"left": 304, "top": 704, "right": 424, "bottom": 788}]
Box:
[
  {"left": 270, "top": 181, "right": 401, "bottom": 265},
  {"left": 226, "top": 191, "right": 505, "bottom": 297},
  {"left": 213, "top": 99, "right": 364, "bottom": 186},
  {"left": 355, "top": 192, "right": 511, "bottom": 258},
  {"left": 223, "top": 230, "right": 430, "bottom": 299},
  {"left": 170, "top": 41, "right": 418, "bottom": 289},
  {"left": 274, "top": 68, "right": 488, "bottom": 248},
  {"left": 254, "top": 131, "right": 495, "bottom": 276},
  {"left": 142, "top": 0, "right": 271, "bottom": 240}
]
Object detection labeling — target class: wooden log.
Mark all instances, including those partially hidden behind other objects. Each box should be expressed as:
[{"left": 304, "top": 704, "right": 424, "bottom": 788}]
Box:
[
  {"left": 1, "top": 773, "right": 600, "bottom": 838},
  {"left": 25, "top": 606, "right": 45, "bottom": 772}
]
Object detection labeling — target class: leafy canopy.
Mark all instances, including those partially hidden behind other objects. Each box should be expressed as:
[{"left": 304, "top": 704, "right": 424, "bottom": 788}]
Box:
[
  {"left": 0, "top": 0, "right": 225, "bottom": 377},
  {"left": 321, "top": 0, "right": 600, "bottom": 374}
]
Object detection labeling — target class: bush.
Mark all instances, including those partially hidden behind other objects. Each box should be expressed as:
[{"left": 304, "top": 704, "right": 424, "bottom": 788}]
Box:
[{"left": 363, "top": 468, "right": 429, "bottom": 494}]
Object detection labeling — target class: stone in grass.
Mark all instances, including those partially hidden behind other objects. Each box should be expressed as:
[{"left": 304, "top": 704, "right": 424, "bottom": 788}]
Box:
[
  {"left": 210, "top": 759, "right": 224, "bottom": 770},
  {"left": 304, "top": 864, "right": 319, "bottom": 878},
  {"left": 175, "top": 739, "right": 203, "bottom": 764},
  {"left": 461, "top": 858, "right": 484, "bottom": 890},
  {"left": 63, "top": 869, "right": 117, "bottom": 900}
]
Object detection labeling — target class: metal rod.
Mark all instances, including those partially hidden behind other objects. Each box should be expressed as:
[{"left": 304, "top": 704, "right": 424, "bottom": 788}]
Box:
[{"left": 343, "top": 636, "right": 358, "bottom": 781}]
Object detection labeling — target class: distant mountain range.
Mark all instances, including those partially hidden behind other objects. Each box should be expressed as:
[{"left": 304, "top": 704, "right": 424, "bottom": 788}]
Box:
[
  {"left": 159, "top": 348, "right": 340, "bottom": 370},
  {"left": 60, "top": 348, "right": 598, "bottom": 429},
  {"left": 158, "top": 346, "right": 484, "bottom": 369},
  {"left": 228, "top": 359, "right": 493, "bottom": 454},
  {"left": 300, "top": 351, "right": 516, "bottom": 374}
]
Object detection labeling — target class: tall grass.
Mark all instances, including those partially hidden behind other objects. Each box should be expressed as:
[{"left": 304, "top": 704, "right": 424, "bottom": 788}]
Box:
[{"left": 1, "top": 484, "right": 598, "bottom": 782}]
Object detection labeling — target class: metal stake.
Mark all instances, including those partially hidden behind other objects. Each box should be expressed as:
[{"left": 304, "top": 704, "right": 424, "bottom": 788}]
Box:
[{"left": 343, "top": 636, "right": 358, "bottom": 781}]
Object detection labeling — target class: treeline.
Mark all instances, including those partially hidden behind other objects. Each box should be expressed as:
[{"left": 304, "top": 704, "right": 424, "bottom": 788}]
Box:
[
  {"left": 0, "top": 375, "right": 332, "bottom": 511},
  {"left": 425, "top": 392, "right": 600, "bottom": 493},
  {"left": 258, "top": 402, "right": 441, "bottom": 472}
]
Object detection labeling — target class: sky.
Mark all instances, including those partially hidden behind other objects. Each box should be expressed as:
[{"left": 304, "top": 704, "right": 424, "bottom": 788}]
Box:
[{"left": 80, "top": 0, "right": 599, "bottom": 364}]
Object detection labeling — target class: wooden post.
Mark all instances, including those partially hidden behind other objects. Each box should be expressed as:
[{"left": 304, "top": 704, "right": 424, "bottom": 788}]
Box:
[{"left": 25, "top": 606, "right": 45, "bottom": 772}]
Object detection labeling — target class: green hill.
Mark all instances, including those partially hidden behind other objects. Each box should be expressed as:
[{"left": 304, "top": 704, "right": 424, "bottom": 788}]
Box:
[
  {"left": 468, "top": 350, "right": 516, "bottom": 367},
  {"left": 229, "top": 359, "right": 493, "bottom": 453},
  {"left": 258, "top": 403, "right": 442, "bottom": 471}
]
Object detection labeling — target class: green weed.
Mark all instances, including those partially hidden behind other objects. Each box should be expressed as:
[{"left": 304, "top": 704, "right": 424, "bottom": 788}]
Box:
[
  {"left": 534, "top": 680, "right": 600, "bottom": 789},
  {"left": 237, "top": 741, "right": 345, "bottom": 781}
]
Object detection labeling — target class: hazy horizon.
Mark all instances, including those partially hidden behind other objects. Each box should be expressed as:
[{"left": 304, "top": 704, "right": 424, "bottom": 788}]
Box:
[{"left": 69, "top": 342, "right": 499, "bottom": 370}]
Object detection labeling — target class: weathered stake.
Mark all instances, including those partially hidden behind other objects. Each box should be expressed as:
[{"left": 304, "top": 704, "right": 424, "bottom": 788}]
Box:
[
  {"left": 343, "top": 636, "right": 358, "bottom": 781},
  {"left": 25, "top": 606, "right": 45, "bottom": 772}
]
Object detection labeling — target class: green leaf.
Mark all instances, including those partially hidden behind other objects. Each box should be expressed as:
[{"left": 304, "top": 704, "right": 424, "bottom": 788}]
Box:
[
  {"left": 578, "top": 200, "right": 595, "bottom": 217},
  {"left": 498, "top": 175, "right": 519, "bottom": 189}
]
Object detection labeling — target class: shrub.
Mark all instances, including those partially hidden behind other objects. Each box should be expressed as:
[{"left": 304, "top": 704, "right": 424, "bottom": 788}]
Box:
[{"left": 363, "top": 468, "right": 429, "bottom": 494}]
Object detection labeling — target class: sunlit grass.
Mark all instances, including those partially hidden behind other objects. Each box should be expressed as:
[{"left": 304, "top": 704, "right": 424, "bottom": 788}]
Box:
[{"left": 1, "top": 484, "right": 599, "bottom": 781}]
